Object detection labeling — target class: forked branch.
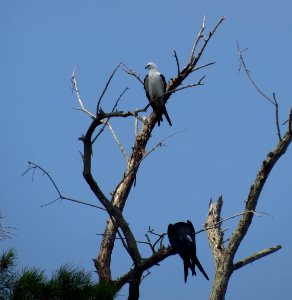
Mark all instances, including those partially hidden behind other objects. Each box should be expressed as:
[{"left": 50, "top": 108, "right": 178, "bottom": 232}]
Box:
[
  {"left": 206, "top": 47, "right": 292, "bottom": 300},
  {"left": 70, "top": 17, "right": 225, "bottom": 300},
  {"left": 237, "top": 42, "right": 282, "bottom": 141},
  {"left": 22, "top": 161, "right": 105, "bottom": 211}
]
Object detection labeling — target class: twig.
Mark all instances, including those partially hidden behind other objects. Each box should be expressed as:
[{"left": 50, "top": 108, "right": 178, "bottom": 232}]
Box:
[
  {"left": 96, "top": 63, "right": 121, "bottom": 115},
  {"left": 121, "top": 64, "right": 144, "bottom": 85},
  {"left": 273, "top": 93, "right": 282, "bottom": 141},
  {"left": 164, "top": 16, "right": 224, "bottom": 104},
  {"left": 199, "top": 209, "right": 273, "bottom": 235},
  {"left": 119, "top": 129, "right": 189, "bottom": 185},
  {"left": 190, "top": 16, "right": 225, "bottom": 68},
  {"left": 72, "top": 67, "right": 146, "bottom": 123},
  {"left": 85, "top": 108, "right": 146, "bottom": 121},
  {"left": 237, "top": 43, "right": 274, "bottom": 105},
  {"left": 92, "top": 87, "right": 129, "bottom": 144},
  {"left": 145, "top": 228, "right": 167, "bottom": 252},
  {"left": 112, "top": 216, "right": 132, "bottom": 254},
  {"left": 154, "top": 233, "right": 166, "bottom": 250},
  {"left": 22, "top": 161, "right": 106, "bottom": 211},
  {"left": 106, "top": 121, "right": 129, "bottom": 162},
  {"left": 173, "top": 50, "right": 180, "bottom": 74},
  {"left": 193, "top": 61, "right": 216, "bottom": 72},
  {"left": 97, "top": 233, "right": 151, "bottom": 246},
  {"left": 71, "top": 68, "right": 96, "bottom": 119},
  {"left": 163, "top": 76, "right": 205, "bottom": 98},
  {"left": 141, "top": 270, "right": 151, "bottom": 282},
  {"left": 189, "top": 16, "right": 206, "bottom": 64},
  {"left": 145, "top": 233, "right": 155, "bottom": 253},
  {"left": 237, "top": 41, "right": 282, "bottom": 141}
]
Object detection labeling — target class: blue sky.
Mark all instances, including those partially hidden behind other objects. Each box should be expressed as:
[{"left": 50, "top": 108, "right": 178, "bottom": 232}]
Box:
[{"left": 1, "top": 1, "right": 292, "bottom": 299}]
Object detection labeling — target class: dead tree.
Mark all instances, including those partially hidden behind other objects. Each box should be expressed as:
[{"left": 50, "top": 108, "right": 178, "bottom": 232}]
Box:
[
  {"left": 23, "top": 16, "right": 292, "bottom": 300},
  {"left": 205, "top": 44, "right": 292, "bottom": 300},
  {"left": 67, "top": 17, "right": 223, "bottom": 300}
]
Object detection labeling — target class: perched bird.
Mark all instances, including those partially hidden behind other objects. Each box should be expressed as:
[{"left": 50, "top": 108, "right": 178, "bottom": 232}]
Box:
[
  {"left": 167, "top": 220, "right": 209, "bottom": 283},
  {"left": 144, "top": 62, "right": 172, "bottom": 126}
]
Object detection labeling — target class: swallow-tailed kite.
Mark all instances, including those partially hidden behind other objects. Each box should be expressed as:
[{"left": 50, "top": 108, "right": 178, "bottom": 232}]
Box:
[
  {"left": 144, "top": 62, "right": 172, "bottom": 126},
  {"left": 168, "top": 220, "right": 209, "bottom": 283}
]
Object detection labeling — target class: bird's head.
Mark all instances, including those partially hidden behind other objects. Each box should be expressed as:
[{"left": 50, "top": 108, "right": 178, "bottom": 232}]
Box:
[{"left": 145, "top": 62, "right": 158, "bottom": 70}]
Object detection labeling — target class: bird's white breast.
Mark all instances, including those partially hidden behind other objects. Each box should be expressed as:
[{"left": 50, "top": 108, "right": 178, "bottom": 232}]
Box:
[{"left": 147, "top": 70, "right": 164, "bottom": 101}]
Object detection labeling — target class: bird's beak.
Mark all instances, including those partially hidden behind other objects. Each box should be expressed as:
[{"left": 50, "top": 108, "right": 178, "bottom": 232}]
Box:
[{"left": 145, "top": 66, "right": 147, "bottom": 69}]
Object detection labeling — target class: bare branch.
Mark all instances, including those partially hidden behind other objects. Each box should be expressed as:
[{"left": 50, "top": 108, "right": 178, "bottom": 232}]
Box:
[
  {"left": 164, "top": 76, "right": 205, "bottom": 98},
  {"left": 153, "top": 233, "right": 166, "bottom": 250},
  {"left": 145, "top": 233, "right": 155, "bottom": 254},
  {"left": 115, "top": 246, "right": 174, "bottom": 290},
  {"left": 91, "top": 17, "right": 224, "bottom": 290},
  {"left": 165, "top": 16, "right": 225, "bottom": 103},
  {"left": 141, "top": 270, "right": 151, "bottom": 282},
  {"left": 193, "top": 61, "right": 216, "bottom": 72},
  {"left": 92, "top": 87, "right": 129, "bottom": 144},
  {"left": 189, "top": 16, "right": 206, "bottom": 64},
  {"left": 233, "top": 245, "right": 282, "bottom": 271},
  {"left": 22, "top": 161, "right": 106, "bottom": 211},
  {"left": 227, "top": 128, "right": 292, "bottom": 258},
  {"left": 173, "top": 50, "right": 180, "bottom": 74},
  {"left": 237, "top": 43, "right": 274, "bottom": 105},
  {"left": 71, "top": 68, "right": 96, "bottom": 119},
  {"left": 114, "top": 129, "right": 189, "bottom": 187},
  {"left": 96, "top": 233, "right": 151, "bottom": 246},
  {"left": 146, "top": 228, "right": 167, "bottom": 252},
  {"left": 82, "top": 112, "right": 142, "bottom": 269},
  {"left": 273, "top": 93, "right": 282, "bottom": 141},
  {"left": 122, "top": 63, "right": 144, "bottom": 85},
  {"left": 72, "top": 66, "right": 147, "bottom": 124},
  {"left": 96, "top": 63, "right": 121, "bottom": 115},
  {"left": 22, "top": 161, "right": 62, "bottom": 197},
  {"left": 106, "top": 121, "right": 129, "bottom": 163},
  {"left": 199, "top": 209, "right": 271, "bottom": 235},
  {"left": 190, "top": 16, "right": 225, "bottom": 69},
  {"left": 237, "top": 42, "right": 282, "bottom": 141}
]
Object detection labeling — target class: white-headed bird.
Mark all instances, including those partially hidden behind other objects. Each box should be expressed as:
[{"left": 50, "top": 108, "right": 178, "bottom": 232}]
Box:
[{"left": 144, "top": 62, "right": 172, "bottom": 126}]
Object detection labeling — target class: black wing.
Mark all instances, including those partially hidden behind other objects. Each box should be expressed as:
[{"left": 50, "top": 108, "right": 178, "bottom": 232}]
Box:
[
  {"left": 160, "top": 73, "right": 167, "bottom": 92},
  {"left": 144, "top": 74, "right": 150, "bottom": 101},
  {"left": 168, "top": 222, "right": 194, "bottom": 252},
  {"left": 168, "top": 221, "right": 209, "bottom": 282},
  {"left": 144, "top": 74, "right": 164, "bottom": 125},
  {"left": 159, "top": 74, "right": 172, "bottom": 126}
]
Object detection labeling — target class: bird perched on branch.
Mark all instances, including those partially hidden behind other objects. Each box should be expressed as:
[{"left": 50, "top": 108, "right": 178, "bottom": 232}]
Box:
[
  {"left": 167, "top": 220, "right": 209, "bottom": 283},
  {"left": 144, "top": 62, "right": 172, "bottom": 126}
]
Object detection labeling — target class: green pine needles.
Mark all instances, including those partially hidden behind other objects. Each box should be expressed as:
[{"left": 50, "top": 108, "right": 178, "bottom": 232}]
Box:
[{"left": 0, "top": 249, "right": 118, "bottom": 300}]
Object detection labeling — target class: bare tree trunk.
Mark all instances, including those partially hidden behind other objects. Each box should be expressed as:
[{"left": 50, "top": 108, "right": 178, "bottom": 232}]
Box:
[
  {"left": 128, "top": 270, "right": 143, "bottom": 300},
  {"left": 209, "top": 263, "right": 233, "bottom": 300},
  {"left": 206, "top": 128, "right": 292, "bottom": 299},
  {"left": 94, "top": 18, "right": 225, "bottom": 287}
]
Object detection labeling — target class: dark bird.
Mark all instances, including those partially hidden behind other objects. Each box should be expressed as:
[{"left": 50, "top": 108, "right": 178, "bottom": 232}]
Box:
[
  {"left": 144, "top": 62, "right": 172, "bottom": 126},
  {"left": 167, "top": 220, "right": 209, "bottom": 283}
]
